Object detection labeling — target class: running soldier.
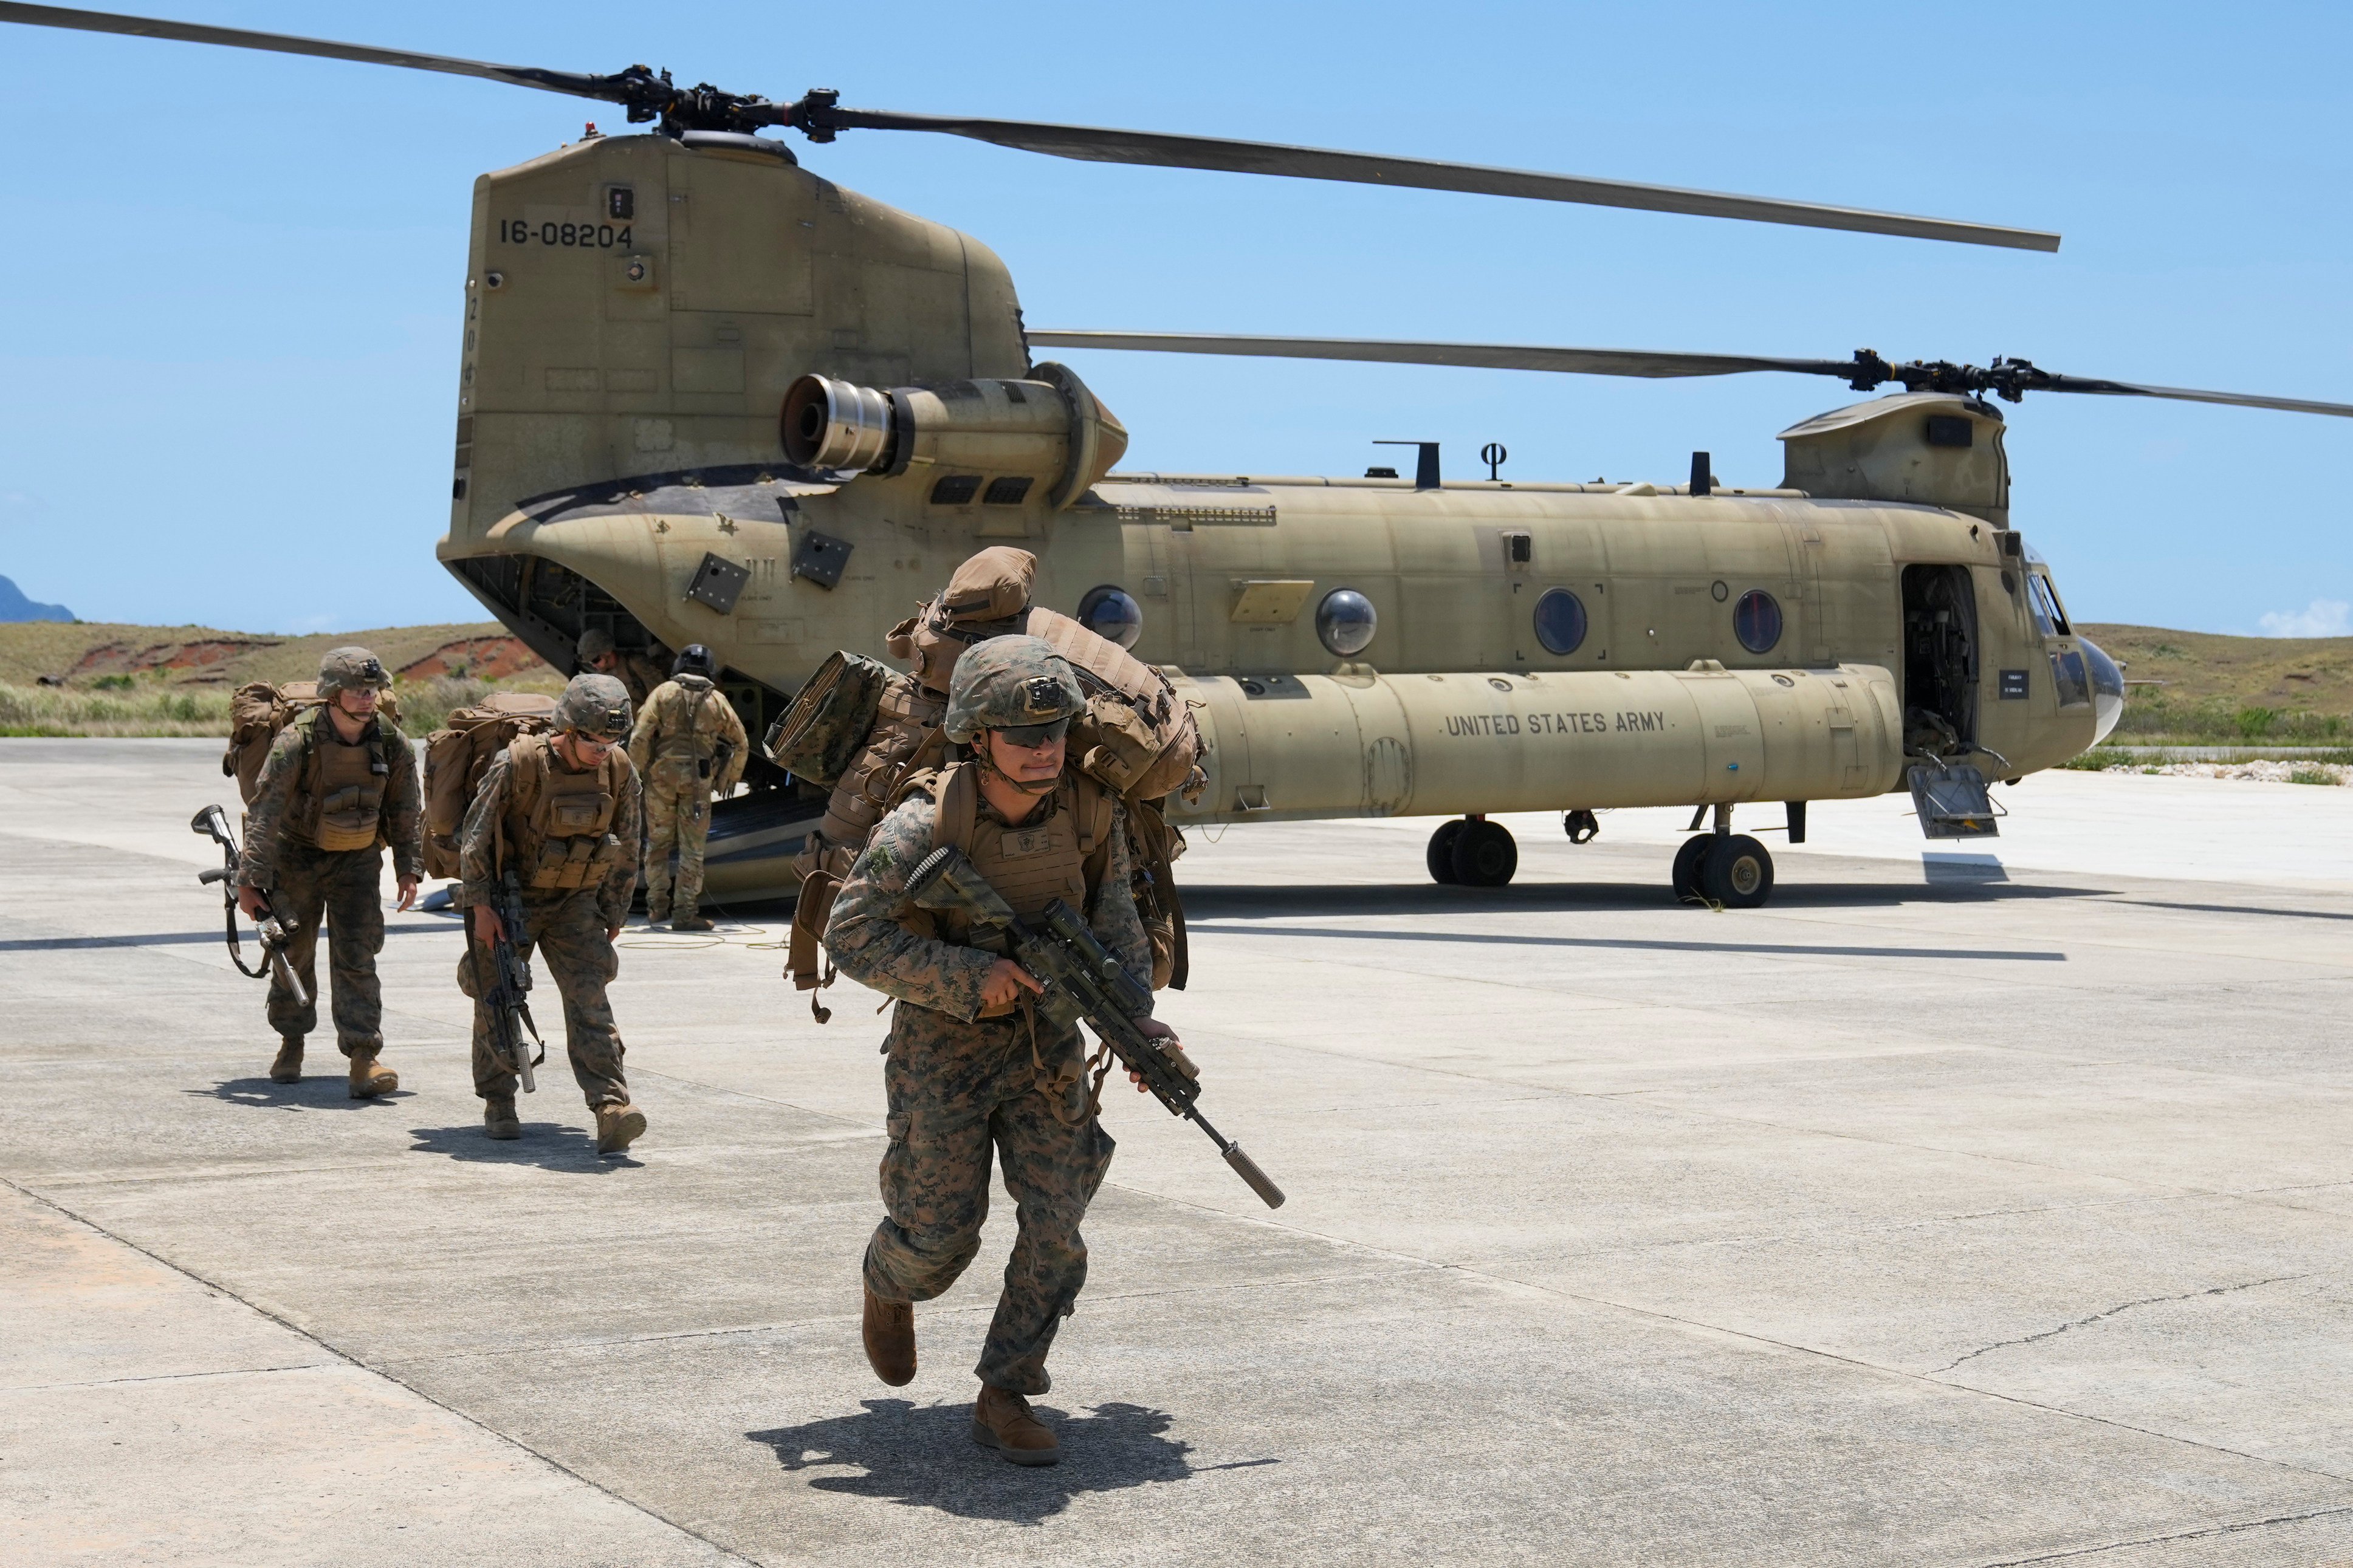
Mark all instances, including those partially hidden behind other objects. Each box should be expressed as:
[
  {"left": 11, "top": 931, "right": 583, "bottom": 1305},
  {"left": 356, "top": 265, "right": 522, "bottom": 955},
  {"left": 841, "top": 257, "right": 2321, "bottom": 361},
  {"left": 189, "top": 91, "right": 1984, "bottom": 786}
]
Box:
[
  {"left": 456, "top": 673, "right": 648, "bottom": 1155},
  {"left": 825, "top": 636, "right": 1181, "bottom": 1467},
  {"left": 626, "top": 643, "right": 747, "bottom": 931},
  {"left": 238, "top": 646, "right": 420, "bottom": 1096}
]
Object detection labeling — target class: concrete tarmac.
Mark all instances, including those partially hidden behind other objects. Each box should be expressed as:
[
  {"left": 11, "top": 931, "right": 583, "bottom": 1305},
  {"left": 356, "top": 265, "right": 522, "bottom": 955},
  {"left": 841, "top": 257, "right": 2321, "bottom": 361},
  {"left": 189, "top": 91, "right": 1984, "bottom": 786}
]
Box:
[{"left": 4, "top": 738, "right": 2350, "bottom": 1566}]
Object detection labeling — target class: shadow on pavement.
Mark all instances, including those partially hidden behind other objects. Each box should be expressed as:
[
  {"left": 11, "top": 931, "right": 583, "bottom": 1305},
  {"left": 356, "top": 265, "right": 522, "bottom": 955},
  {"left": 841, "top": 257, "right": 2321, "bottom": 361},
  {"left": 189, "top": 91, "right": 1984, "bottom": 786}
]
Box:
[
  {"left": 193, "top": 1076, "right": 413, "bottom": 1112},
  {"left": 1182, "top": 879, "right": 2097, "bottom": 921},
  {"left": 748, "top": 1397, "right": 1254, "bottom": 1522},
  {"left": 407, "top": 1121, "right": 641, "bottom": 1173}
]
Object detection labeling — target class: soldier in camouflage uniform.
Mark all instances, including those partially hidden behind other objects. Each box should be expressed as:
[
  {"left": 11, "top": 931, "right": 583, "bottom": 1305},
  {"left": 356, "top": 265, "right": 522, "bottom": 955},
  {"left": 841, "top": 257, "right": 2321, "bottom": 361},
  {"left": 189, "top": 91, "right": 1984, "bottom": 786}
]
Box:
[
  {"left": 627, "top": 643, "right": 747, "bottom": 931},
  {"left": 456, "top": 673, "right": 649, "bottom": 1155},
  {"left": 575, "top": 626, "right": 670, "bottom": 713},
  {"left": 826, "top": 636, "right": 1182, "bottom": 1467},
  {"left": 238, "top": 647, "right": 421, "bottom": 1096}
]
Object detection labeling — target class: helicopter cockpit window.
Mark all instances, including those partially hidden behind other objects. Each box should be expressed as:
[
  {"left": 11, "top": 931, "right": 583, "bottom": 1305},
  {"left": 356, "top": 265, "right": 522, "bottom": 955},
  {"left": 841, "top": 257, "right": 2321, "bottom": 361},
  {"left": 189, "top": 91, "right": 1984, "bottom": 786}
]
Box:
[
  {"left": 1533, "top": 588, "right": 1588, "bottom": 656},
  {"left": 1734, "top": 589, "right": 1782, "bottom": 654},
  {"left": 1076, "top": 585, "right": 1144, "bottom": 650},
  {"left": 2027, "top": 573, "right": 2069, "bottom": 638}
]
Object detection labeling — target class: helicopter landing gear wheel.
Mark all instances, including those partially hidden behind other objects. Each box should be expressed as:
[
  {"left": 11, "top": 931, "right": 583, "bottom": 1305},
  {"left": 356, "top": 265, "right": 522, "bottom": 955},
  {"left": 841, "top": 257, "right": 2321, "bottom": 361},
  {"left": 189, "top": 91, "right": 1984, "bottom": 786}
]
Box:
[
  {"left": 1700, "top": 834, "right": 1774, "bottom": 908},
  {"left": 1451, "top": 819, "right": 1518, "bottom": 887},
  {"left": 1671, "top": 835, "right": 1713, "bottom": 903},
  {"left": 1426, "top": 820, "right": 1466, "bottom": 884}
]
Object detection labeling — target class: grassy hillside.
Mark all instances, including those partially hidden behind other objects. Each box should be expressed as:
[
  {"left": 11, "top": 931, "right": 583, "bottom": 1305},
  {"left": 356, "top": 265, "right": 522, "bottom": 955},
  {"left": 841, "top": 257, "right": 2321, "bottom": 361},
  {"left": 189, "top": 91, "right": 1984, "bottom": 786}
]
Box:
[
  {"left": 0, "top": 620, "right": 558, "bottom": 738},
  {"left": 2078, "top": 623, "right": 2353, "bottom": 744}
]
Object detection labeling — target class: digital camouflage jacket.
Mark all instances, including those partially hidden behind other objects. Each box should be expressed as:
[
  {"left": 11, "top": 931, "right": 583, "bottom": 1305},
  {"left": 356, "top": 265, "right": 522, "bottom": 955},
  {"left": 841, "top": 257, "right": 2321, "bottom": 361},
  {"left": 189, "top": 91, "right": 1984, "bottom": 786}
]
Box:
[
  {"left": 826, "top": 787, "right": 1153, "bottom": 1024},
  {"left": 456, "top": 741, "right": 644, "bottom": 927},
  {"left": 238, "top": 711, "right": 422, "bottom": 888}
]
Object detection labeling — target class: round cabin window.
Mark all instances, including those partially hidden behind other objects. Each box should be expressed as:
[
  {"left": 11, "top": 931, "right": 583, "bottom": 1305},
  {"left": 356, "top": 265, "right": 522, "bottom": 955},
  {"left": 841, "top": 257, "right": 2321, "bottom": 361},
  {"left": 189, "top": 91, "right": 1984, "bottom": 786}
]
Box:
[
  {"left": 1316, "top": 589, "right": 1378, "bottom": 657},
  {"left": 1734, "top": 589, "right": 1782, "bottom": 654},
  {"left": 1076, "top": 584, "right": 1143, "bottom": 649},
  {"left": 1533, "top": 587, "right": 1588, "bottom": 656}
]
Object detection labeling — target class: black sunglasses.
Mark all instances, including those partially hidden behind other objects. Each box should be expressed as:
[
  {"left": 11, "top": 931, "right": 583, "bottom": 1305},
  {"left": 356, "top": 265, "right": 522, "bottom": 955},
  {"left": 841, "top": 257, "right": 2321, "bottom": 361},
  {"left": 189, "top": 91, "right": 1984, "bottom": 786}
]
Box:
[{"left": 991, "top": 716, "right": 1071, "bottom": 749}]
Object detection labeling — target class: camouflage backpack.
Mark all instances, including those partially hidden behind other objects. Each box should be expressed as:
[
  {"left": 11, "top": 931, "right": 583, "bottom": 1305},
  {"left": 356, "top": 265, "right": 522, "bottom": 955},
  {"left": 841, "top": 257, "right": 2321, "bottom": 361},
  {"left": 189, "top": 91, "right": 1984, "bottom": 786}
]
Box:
[{"left": 419, "top": 691, "right": 558, "bottom": 878}]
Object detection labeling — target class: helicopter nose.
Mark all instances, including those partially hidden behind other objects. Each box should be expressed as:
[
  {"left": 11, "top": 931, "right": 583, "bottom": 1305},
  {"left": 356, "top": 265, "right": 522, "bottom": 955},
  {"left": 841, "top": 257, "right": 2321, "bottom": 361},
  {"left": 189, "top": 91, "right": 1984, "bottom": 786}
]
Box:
[{"left": 2081, "top": 637, "right": 2126, "bottom": 744}]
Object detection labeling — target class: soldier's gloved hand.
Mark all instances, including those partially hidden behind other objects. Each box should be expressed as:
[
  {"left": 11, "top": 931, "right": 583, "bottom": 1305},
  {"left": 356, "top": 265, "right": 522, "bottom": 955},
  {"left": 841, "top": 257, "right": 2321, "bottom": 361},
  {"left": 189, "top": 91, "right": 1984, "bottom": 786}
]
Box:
[
  {"left": 980, "top": 959, "right": 1043, "bottom": 1012},
  {"left": 1131, "top": 1017, "right": 1181, "bottom": 1092},
  {"left": 473, "top": 906, "right": 507, "bottom": 947},
  {"left": 395, "top": 875, "right": 419, "bottom": 912},
  {"left": 237, "top": 885, "right": 264, "bottom": 921}
]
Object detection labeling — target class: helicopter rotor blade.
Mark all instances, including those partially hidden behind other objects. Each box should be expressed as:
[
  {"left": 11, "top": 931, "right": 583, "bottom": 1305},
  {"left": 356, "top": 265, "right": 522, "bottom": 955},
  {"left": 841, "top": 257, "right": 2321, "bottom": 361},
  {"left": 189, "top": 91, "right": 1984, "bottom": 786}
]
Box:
[
  {"left": 1029, "top": 331, "right": 2353, "bottom": 419},
  {"left": 814, "top": 106, "right": 2060, "bottom": 253},
  {"left": 1027, "top": 330, "right": 1852, "bottom": 381},
  {"left": 0, "top": 1, "right": 622, "bottom": 101}
]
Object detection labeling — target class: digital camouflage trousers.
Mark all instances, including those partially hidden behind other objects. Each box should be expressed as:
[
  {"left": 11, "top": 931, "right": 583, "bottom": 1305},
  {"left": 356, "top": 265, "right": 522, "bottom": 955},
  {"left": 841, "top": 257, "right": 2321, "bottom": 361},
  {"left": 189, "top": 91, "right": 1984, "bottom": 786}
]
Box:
[
  {"left": 456, "top": 887, "right": 629, "bottom": 1108},
  {"left": 863, "top": 1005, "right": 1116, "bottom": 1395},
  {"left": 642, "top": 767, "right": 712, "bottom": 918},
  {"left": 264, "top": 840, "right": 385, "bottom": 1057}
]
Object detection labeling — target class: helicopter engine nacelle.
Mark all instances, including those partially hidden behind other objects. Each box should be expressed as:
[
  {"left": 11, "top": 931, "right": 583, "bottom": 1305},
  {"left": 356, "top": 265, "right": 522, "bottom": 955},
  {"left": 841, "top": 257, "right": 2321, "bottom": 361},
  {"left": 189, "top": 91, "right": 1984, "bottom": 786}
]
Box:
[
  {"left": 1779, "top": 391, "right": 2010, "bottom": 529},
  {"left": 780, "top": 362, "right": 1128, "bottom": 510}
]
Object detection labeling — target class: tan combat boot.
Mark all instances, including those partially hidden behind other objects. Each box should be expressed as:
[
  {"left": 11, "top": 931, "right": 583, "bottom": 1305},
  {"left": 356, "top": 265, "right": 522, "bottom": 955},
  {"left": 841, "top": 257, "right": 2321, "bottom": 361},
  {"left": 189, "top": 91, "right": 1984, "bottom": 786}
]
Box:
[
  {"left": 862, "top": 1287, "right": 916, "bottom": 1387},
  {"left": 671, "top": 909, "right": 713, "bottom": 932},
  {"left": 268, "top": 1038, "right": 303, "bottom": 1083},
  {"left": 972, "top": 1385, "right": 1059, "bottom": 1466},
  {"left": 593, "top": 1101, "right": 647, "bottom": 1155},
  {"left": 347, "top": 1050, "right": 398, "bottom": 1099},
  {"left": 484, "top": 1096, "right": 521, "bottom": 1140}
]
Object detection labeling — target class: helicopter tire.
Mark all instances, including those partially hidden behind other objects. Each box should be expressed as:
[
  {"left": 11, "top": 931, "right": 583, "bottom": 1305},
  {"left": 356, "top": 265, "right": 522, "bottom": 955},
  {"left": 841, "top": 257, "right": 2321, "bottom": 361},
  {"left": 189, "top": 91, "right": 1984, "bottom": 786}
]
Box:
[
  {"left": 1700, "top": 834, "right": 1774, "bottom": 908},
  {"left": 1451, "top": 820, "right": 1519, "bottom": 888},
  {"left": 1426, "top": 820, "right": 1466, "bottom": 884},
  {"left": 1671, "top": 835, "right": 1714, "bottom": 902}
]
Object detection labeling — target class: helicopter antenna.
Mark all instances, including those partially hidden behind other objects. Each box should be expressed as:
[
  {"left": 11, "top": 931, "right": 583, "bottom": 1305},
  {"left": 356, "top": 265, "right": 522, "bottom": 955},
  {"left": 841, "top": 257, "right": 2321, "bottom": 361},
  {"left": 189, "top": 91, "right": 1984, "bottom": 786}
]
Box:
[
  {"left": 0, "top": 3, "right": 2059, "bottom": 251},
  {"left": 1027, "top": 331, "right": 2353, "bottom": 420}
]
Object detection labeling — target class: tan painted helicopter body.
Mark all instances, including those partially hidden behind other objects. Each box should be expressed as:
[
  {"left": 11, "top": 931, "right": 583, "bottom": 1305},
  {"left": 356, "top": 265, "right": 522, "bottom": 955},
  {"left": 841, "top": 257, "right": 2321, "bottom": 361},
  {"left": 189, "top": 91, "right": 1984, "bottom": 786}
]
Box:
[{"left": 438, "top": 133, "right": 2111, "bottom": 897}]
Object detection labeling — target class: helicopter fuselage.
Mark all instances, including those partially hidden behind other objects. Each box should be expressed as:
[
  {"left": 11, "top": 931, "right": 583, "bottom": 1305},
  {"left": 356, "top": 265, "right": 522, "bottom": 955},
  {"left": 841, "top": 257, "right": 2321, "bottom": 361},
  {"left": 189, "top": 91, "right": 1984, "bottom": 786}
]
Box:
[{"left": 439, "top": 132, "right": 2117, "bottom": 891}]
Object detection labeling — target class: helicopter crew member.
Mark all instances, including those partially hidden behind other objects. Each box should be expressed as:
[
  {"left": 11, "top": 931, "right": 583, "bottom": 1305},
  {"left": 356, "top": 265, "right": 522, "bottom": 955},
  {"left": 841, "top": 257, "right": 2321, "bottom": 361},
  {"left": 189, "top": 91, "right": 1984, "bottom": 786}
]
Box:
[
  {"left": 627, "top": 643, "right": 747, "bottom": 931},
  {"left": 237, "top": 647, "right": 421, "bottom": 1096},
  {"left": 456, "top": 673, "right": 648, "bottom": 1154},
  {"left": 575, "top": 627, "right": 670, "bottom": 713},
  {"left": 825, "top": 636, "right": 1173, "bottom": 1467}
]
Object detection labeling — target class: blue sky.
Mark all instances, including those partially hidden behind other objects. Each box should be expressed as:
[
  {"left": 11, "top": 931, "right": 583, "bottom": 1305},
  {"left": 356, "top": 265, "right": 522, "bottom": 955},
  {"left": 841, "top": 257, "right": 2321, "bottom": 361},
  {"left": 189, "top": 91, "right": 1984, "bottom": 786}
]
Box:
[{"left": 1, "top": 1, "right": 2347, "bottom": 636}]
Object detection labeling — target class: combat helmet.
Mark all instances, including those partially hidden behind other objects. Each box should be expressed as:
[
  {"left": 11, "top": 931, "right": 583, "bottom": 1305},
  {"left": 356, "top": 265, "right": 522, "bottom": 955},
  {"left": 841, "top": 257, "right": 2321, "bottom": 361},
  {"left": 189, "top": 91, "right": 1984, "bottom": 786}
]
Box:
[
  {"left": 673, "top": 643, "right": 717, "bottom": 679},
  {"left": 316, "top": 646, "right": 391, "bottom": 698},
  {"left": 552, "top": 673, "right": 633, "bottom": 739},
  {"left": 944, "top": 635, "right": 1085, "bottom": 745},
  {"left": 575, "top": 627, "right": 616, "bottom": 664}
]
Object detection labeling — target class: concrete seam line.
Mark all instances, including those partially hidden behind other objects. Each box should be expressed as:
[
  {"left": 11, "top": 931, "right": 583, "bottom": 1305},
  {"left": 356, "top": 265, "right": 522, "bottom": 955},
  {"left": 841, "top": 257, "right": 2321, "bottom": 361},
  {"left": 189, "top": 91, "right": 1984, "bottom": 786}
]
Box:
[
  {"left": 0, "top": 1174, "right": 767, "bottom": 1568},
  {"left": 1970, "top": 1502, "right": 2353, "bottom": 1567}
]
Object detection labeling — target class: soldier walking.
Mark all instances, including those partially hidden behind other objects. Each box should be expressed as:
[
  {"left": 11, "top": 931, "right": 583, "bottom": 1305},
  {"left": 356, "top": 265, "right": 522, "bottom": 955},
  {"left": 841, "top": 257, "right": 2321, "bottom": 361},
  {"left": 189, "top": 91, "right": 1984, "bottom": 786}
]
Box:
[
  {"left": 627, "top": 643, "right": 747, "bottom": 931},
  {"left": 824, "top": 637, "right": 1180, "bottom": 1467},
  {"left": 238, "top": 647, "right": 420, "bottom": 1096},
  {"left": 456, "top": 673, "right": 649, "bottom": 1155}
]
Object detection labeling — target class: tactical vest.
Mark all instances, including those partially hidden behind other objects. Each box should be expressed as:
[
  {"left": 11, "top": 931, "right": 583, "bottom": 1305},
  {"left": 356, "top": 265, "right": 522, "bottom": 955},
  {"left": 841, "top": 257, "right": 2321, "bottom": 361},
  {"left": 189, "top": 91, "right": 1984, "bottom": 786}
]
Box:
[
  {"left": 500, "top": 734, "right": 630, "bottom": 892},
  {"left": 287, "top": 709, "right": 396, "bottom": 852},
  {"left": 904, "top": 764, "right": 1115, "bottom": 1017}
]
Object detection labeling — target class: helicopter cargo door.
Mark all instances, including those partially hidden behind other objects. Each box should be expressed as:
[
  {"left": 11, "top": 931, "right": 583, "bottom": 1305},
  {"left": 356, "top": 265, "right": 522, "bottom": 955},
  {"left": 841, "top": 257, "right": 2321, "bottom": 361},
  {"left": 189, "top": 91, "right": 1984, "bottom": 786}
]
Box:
[{"left": 1900, "top": 563, "right": 1979, "bottom": 751}]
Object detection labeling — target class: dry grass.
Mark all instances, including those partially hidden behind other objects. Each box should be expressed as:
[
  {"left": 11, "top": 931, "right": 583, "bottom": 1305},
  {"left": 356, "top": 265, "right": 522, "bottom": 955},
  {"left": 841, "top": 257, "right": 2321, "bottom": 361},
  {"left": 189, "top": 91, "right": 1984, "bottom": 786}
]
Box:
[{"left": 0, "top": 671, "right": 564, "bottom": 738}]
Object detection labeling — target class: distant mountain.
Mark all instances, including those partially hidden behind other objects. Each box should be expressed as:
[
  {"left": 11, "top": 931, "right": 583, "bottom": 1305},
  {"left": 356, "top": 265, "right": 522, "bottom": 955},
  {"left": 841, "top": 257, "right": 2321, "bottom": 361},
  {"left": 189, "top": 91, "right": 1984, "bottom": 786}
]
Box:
[{"left": 0, "top": 576, "right": 72, "bottom": 623}]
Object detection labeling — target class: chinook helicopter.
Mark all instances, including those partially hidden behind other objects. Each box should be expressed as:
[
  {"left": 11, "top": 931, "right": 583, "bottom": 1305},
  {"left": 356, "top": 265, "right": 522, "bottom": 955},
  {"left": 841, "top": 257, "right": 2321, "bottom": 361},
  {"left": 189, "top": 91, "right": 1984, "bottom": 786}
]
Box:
[{"left": 14, "top": 4, "right": 2353, "bottom": 909}]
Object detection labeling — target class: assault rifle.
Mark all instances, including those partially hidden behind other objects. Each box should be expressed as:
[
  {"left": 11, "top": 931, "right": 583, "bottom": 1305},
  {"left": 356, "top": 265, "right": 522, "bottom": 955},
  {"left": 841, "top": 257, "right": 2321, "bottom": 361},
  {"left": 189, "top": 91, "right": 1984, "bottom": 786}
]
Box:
[
  {"left": 468, "top": 871, "right": 544, "bottom": 1093},
  {"left": 190, "top": 805, "right": 308, "bottom": 1007},
  {"left": 905, "top": 846, "right": 1285, "bottom": 1209}
]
